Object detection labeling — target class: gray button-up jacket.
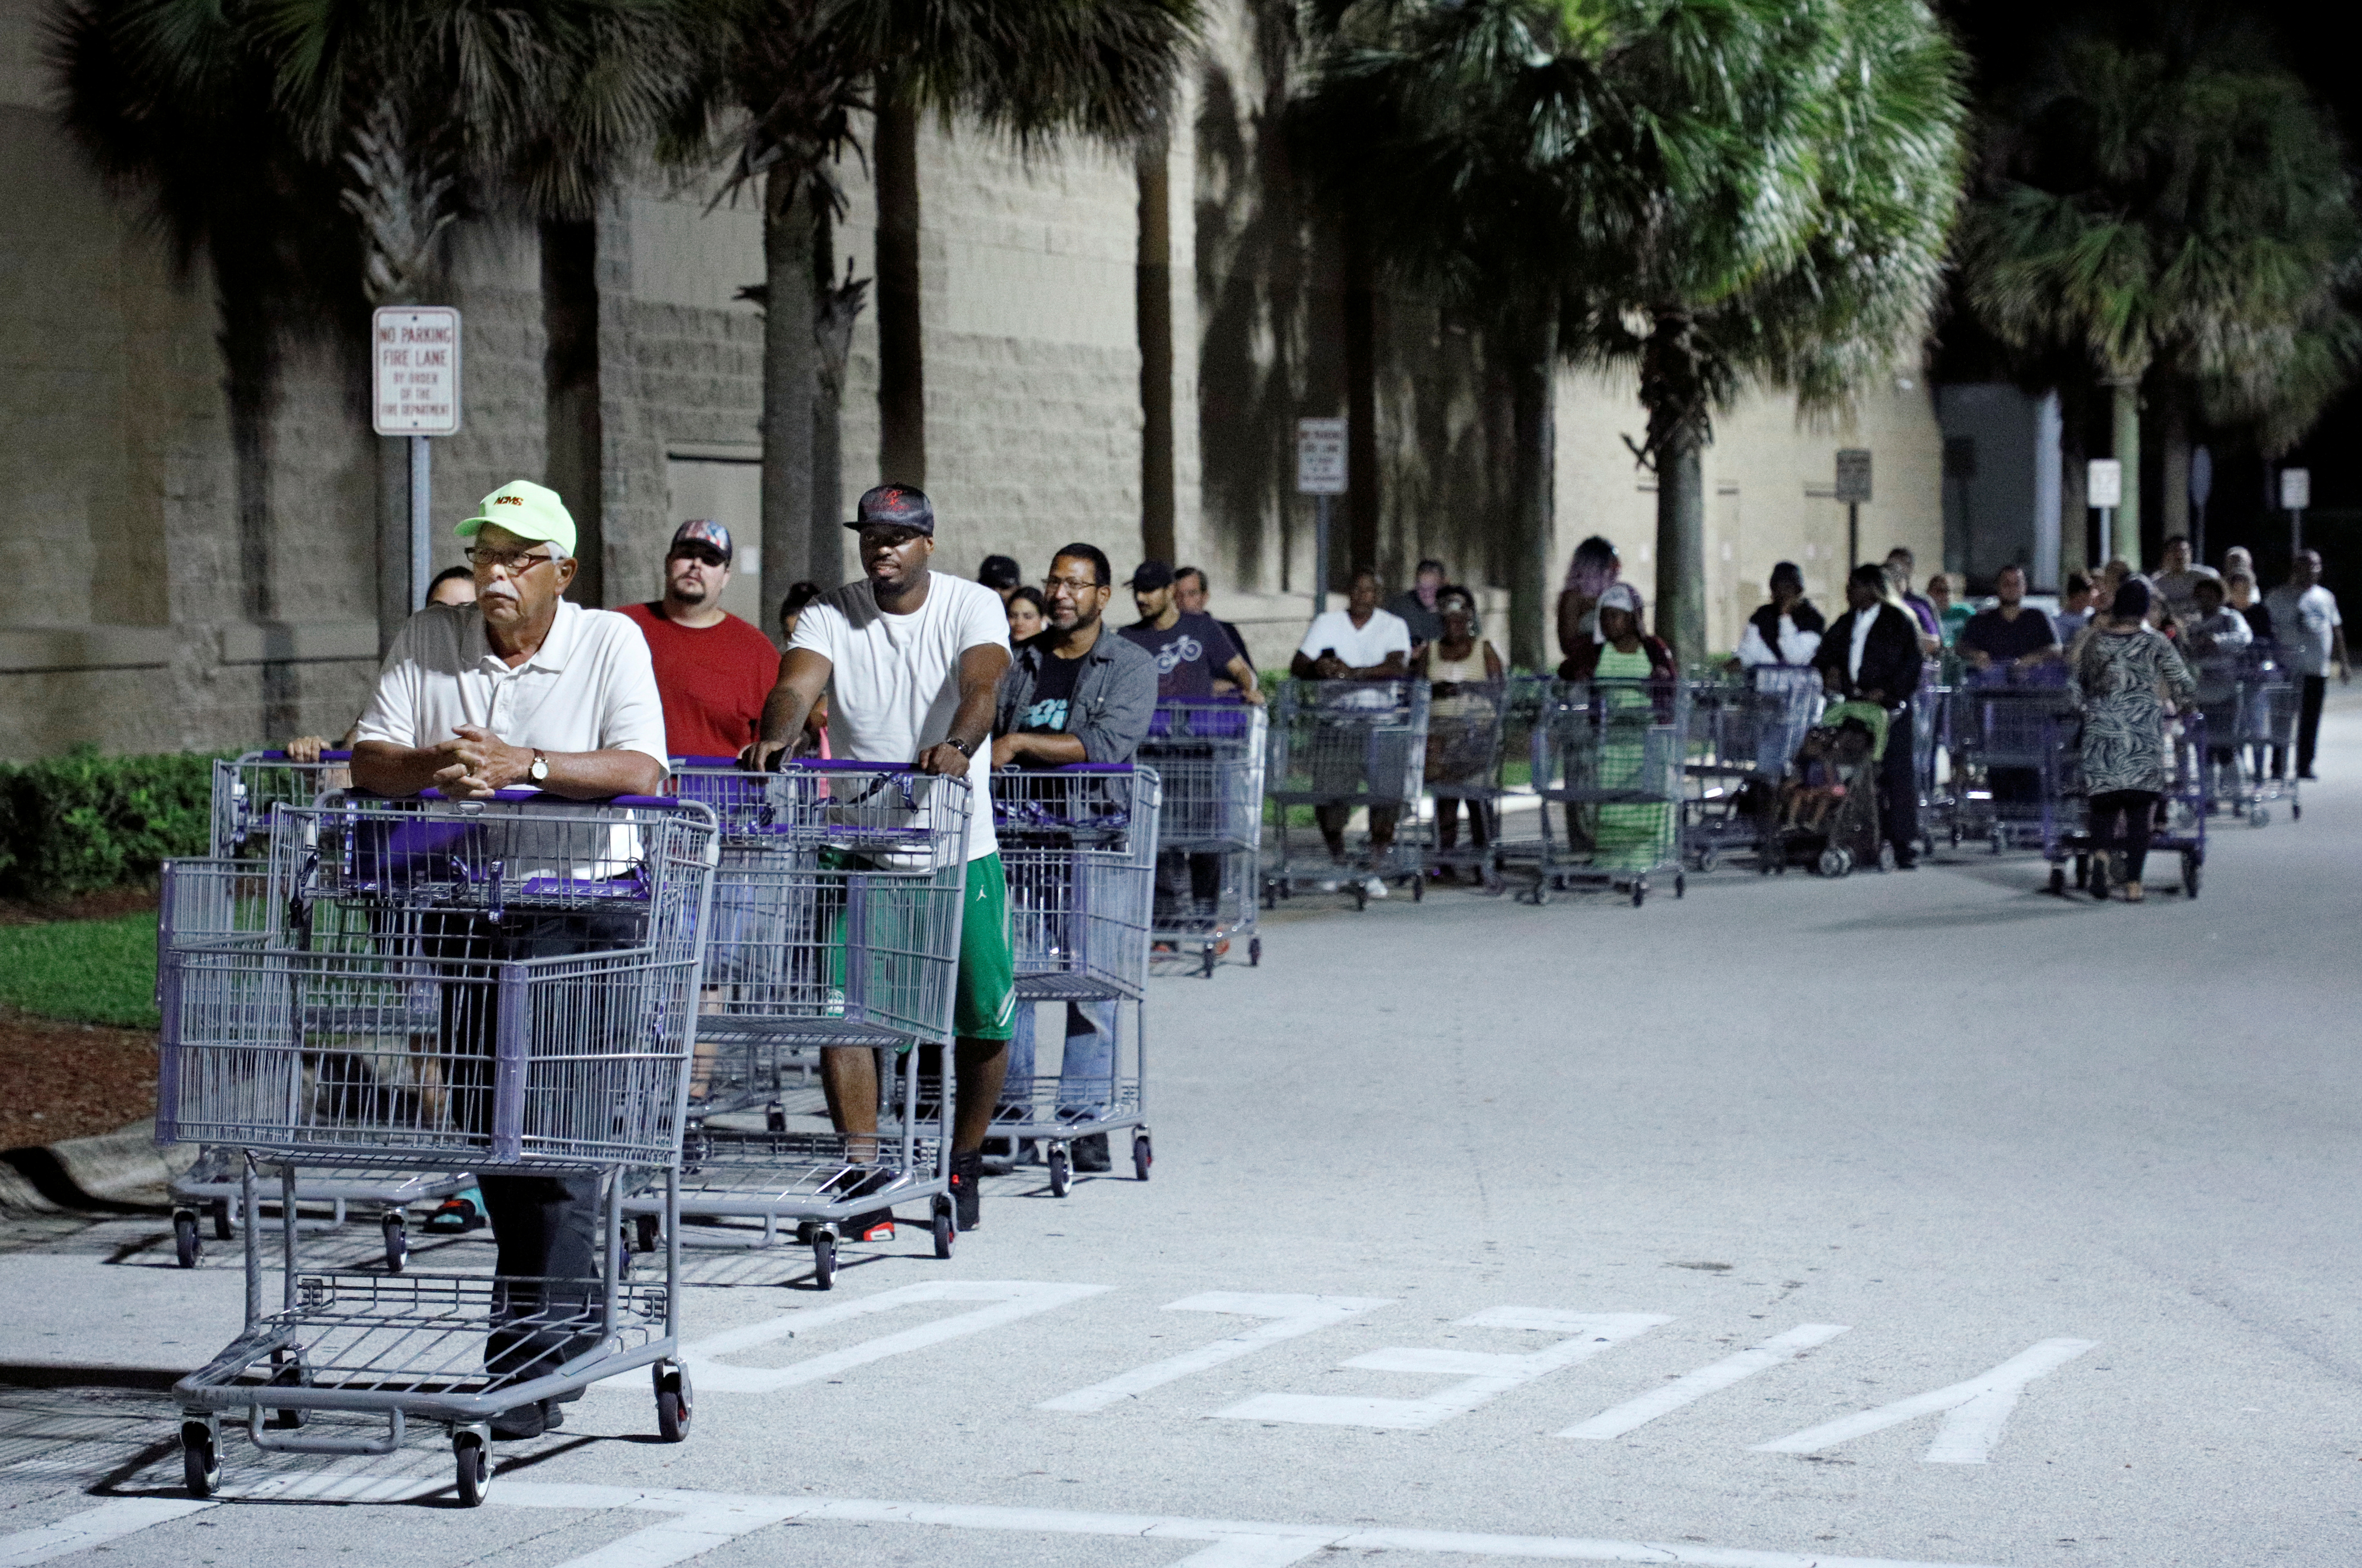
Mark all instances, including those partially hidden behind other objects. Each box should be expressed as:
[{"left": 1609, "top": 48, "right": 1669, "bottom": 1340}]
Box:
[{"left": 995, "top": 629, "right": 1159, "bottom": 763}]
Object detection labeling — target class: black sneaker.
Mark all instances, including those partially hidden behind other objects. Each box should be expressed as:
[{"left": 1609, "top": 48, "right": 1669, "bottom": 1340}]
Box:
[
  {"left": 489, "top": 1399, "right": 560, "bottom": 1440},
  {"left": 949, "top": 1150, "right": 984, "bottom": 1231},
  {"left": 1071, "top": 1133, "right": 1112, "bottom": 1173}
]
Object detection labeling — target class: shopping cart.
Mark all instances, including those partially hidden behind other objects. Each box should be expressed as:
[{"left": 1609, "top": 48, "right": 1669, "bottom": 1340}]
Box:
[
  {"left": 1911, "top": 663, "right": 1959, "bottom": 855},
  {"left": 1523, "top": 677, "right": 1691, "bottom": 906},
  {"left": 1681, "top": 667, "right": 1822, "bottom": 873},
  {"left": 1420, "top": 678, "right": 1510, "bottom": 891},
  {"left": 2043, "top": 709, "right": 2208, "bottom": 898},
  {"left": 159, "top": 788, "right": 718, "bottom": 1504},
  {"left": 1141, "top": 700, "right": 1267, "bottom": 973},
  {"left": 1951, "top": 673, "right": 2072, "bottom": 852},
  {"left": 1264, "top": 679, "right": 1430, "bottom": 909},
  {"left": 994, "top": 765, "right": 1158, "bottom": 1193},
  {"left": 163, "top": 755, "right": 478, "bottom": 1269},
  {"left": 2230, "top": 657, "right": 2302, "bottom": 825},
  {"left": 623, "top": 761, "right": 972, "bottom": 1289}
]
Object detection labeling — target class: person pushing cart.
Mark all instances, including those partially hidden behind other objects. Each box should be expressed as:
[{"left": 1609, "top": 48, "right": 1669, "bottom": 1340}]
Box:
[{"left": 749, "top": 484, "right": 1017, "bottom": 1235}]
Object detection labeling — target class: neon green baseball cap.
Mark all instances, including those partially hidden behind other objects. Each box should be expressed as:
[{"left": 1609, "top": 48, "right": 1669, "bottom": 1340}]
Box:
[{"left": 456, "top": 479, "right": 577, "bottom": 554}]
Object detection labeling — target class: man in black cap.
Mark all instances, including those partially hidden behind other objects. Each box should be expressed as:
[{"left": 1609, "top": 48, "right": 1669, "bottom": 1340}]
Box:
[
  {"left": 620, "top": 519, "right": 782, "bottom": 758},
  {"left": 1122, "top": 560, "right": 1264, "bottom": 706},
  {"left": 977, "top": 554, "right": 1023, "bottom": 603},
  {"left": 749, "top": 483, "right": 1017, "bottom": 1233}
]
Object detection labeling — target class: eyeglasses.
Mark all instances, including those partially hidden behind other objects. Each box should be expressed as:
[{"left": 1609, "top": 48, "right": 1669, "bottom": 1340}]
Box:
[
  {"left": 467, "top": 546, "right": 558, "bottom": 575},
  {"left": 1043, "top": 574, "right": 1103, "bottom": 597}
]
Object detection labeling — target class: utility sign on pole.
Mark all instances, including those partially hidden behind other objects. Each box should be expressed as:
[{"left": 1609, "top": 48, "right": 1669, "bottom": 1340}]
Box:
[
  {"left": 2281, "top": 467, "right": 2311, "bottom": 559},
  {"left": 1834, "top": 449, "right": 1872, "bottom": 567},
  {"left": 1297, "top": 417, "right": 1347, "bottom": 614},
  {"left": 372, "top": 307, "right": 462, "bottom": 613},
  {"left": 2088, "top": 458, "right": 2123, "bottom": 563}
]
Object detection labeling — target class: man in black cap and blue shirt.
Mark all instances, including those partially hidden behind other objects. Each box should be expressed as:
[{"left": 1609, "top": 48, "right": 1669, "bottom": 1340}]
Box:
[{"left": 749, "top": 485, "right": 1016, "bottom": 1234}]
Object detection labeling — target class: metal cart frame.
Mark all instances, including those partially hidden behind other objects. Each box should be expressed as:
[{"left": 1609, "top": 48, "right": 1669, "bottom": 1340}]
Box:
[
  {"left": 1263, "top": 679, "right": 1431, "bottom": 909},
  {"left": 1142, "top": 700, "right": 1267, "bottom": 973}
]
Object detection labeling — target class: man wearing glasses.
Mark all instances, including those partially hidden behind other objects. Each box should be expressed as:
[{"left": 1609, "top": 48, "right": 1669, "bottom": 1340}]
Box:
[
  {"left": 748, "top": 484, "right": 1016, "bottom": 1234},
  {"left": 350, "top": 478, "right": 668, "bottom": 1441},
  {"left": 620, "top": 519, "right": 781, "bottom": 758}
]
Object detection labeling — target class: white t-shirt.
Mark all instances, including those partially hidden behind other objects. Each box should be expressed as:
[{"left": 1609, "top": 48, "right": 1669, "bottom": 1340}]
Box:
[
  {"left": 354, "top": 600, "right": 667, "bottom": 767},
  {"left": 1847, "top": 610, "right": 1878, "bottom": 682},
  {"left": 1297, "top": 608, "right": 1413, "bottom": 669},
  {"left": 2263, "top": 583, "right": 2343, "bottom": 678},
  {"left": 789, "top": 573, "right": 1010, "bottom": 861}
]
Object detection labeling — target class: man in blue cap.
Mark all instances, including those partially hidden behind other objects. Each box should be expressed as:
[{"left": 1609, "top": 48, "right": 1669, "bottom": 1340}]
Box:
[{"left": 749, "top": 484, "right": 1016, "bottom": 1234}]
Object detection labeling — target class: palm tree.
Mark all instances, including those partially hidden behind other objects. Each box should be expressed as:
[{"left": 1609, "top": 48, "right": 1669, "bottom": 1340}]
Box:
[
  {"left": 676, "top": 0, "right": 1201, "bottom": 596},
  {"left": 1300, "top": 0, "right": 1967, "bottom": 665},
  {"left": 1964, "top": 17, "right": 2362, "bottom": 567}
]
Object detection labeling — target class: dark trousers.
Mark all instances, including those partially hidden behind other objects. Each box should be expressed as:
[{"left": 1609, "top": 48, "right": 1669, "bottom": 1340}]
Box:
[
  {"left": 2089, "top": 789, "right": 2161, "bottom": 882},
  {"left": 1880, "top": 706, "right": 1918, "bottom": 854},
  {"left": 422, "top": 906, "right": 639, "bottom": 1374},
  {"left": 2297, "top": 674, "right": 2328, "bottom": 776}
]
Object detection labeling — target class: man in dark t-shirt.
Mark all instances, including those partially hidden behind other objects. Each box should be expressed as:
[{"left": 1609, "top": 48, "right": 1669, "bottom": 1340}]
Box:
[
  {"left": 1959, "top": 564, "right": 2060, "bottom": 673},
  {"left": 1121, "top": 560, "right": 1264, "bottom": 701},
  {"left": 618, "top": 519, "right": 781, "bottom": 758}
]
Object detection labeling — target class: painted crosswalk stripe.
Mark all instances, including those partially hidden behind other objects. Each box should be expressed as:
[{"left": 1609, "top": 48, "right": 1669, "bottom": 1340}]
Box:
[
  {"left": 1560, "top": 1323, "right": 1852, "bottom": 1440},
  {"left": 0, "top": 1498, "right": 215, "bottom": 1566},
  {"left": 1040, "top": 1291, "right": 1394, "bottom": 1414}
]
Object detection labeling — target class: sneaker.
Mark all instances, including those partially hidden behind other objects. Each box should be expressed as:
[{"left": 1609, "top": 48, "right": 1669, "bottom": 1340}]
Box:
[
  {"left": 839, "top": 1209, "right": 895, "bottom": 1244},
  {"left": 1363, "top": 875, "right": 1389, "bottom": 899},
  {"left": 489, "top": 1399, "right": 559, "bottom": 1440},
  {"left": 949, "top": 1150, "right": 984, "bottom": 1231},
  {"left": 1071, "top": 1133, "right": 1112, "bottom": 1173}
]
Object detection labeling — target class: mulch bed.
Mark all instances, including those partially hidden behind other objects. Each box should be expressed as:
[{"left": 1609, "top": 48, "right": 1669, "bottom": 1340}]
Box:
[
  {"left": 0, "top": 1008, "right": 158, "bottom": 1152},
  {"left": 0, "top": 886, "right": 160, "bottom": 928}
]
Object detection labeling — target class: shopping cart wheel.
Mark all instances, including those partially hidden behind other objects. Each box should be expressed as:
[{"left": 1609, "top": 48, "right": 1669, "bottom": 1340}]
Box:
[
  {"left": 1877, "top": 842, "right": 1897, "bottom": 874},
  {"left": 1249, "top": 937, "right": 1262, "bottom": 966},
  {"left": 1696, "top": 848, "right": 1720, "bottom": 875},
  {"left": 1949, "top": 824, "right": 1962, "bottom": 846},
  {"left": 381, "top": 1212, "right": 408, "bottom": 1273},
  {"left": 765, "top": 1101, "right": 787, "bottom": 1133},
  {"left": 1047, "top": 1143, "right": 1072, "bottom": 1198},
  {"left": 1133, "top": 1133, "right": 1154, "bottom": 1182},
  {"left": 454, "top": 1430, "right": 491, "bottom": 1505},
  {"left": 811, "top": 1231, "right": 837, "bottom": 1290},
  {"left": 1816, "top": 847, "right": 1846, "bottom": 878},
  {"left": 268, "top": 1357, "right": 309, "bottom": 1430},
  {"left": 1989, "top": 828, "right": 2004, "bottom": 855},
  {"left": 652, "top": 1362, "right": 693, "bottom": 1442},
  {"left": 1200, "top": 942, "right": 1217, "bottom": 978},
  {"left": 1411, "top": 875, "right": 1423, "bottom": 903},
  {"left": 2048, "top": 866, "right": 2066, "bottom": 897},
  {"left": 1630, "top": 881, "right": 1646, "bottom": 908},
  {"left": 1674, "top": 873, "right": 1686, "bottom": 899},
  {"left": 2182, "top": 852, "right": 2202, "bottom": 899},
  {"left": 1352, "top": 884, "right": 1367, "bottom": 911},
  {"left": 173, "top": 1211, "right": 201, "bottom": 1269},
  {"left": 2292, "top": 801, "right": 2302, "bottom": 821},
  {"left": 210, "top": 1199, "right": 233, "bottom": 1241},
  {"left": 180, "top": 1418, "right": 221, "bottom": 1499},
  {"left": 2248, "top": 807, "right": 2269, "bottom": 827},
  {"left": 932, "top": 1197, "right": 957, "bottom": 1259}
]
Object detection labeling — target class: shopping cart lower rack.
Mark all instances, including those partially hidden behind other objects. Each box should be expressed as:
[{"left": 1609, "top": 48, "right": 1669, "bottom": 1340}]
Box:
[
  {"left": 1263, "top": 679, "right": 1430, "bottom": 908},
  {"left": 1142, "top": 700, "right": 1266, "bottom": 974},
  {"left": 159, "top": 788, "right": 718, "bottom": 1505}
]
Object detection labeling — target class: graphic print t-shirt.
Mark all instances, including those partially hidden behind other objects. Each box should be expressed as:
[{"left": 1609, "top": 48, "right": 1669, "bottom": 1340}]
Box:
[
  {"left": 1120, "top": 610, "right": 1232, "bottom": 699},
  {"left": 1018, "top": 645, "right": 1085, "bottom": 734}
]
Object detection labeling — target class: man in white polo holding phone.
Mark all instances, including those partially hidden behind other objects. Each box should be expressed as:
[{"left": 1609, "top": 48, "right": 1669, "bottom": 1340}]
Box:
[{"left": 749, "top": 484, "right": 1015, "bottom": 1236}]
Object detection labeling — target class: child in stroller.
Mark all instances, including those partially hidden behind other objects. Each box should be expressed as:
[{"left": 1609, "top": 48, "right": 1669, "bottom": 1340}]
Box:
[{"left": 1760, "top": 701, "right": 1891, "bottom": 876}]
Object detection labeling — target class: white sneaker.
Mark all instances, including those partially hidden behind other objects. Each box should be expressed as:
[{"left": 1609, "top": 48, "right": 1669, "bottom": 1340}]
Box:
[
  {"left": 1317, "top": 878, "right": 1342, "bottom": 893},
  {"left": 1363, "top": 876, "right": 1389, "bottom": 899}
]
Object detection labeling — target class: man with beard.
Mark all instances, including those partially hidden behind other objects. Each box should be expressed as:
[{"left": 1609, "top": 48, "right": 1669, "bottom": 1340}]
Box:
[{"left": 620, "top": 519, "right": 781, "bottom": 758}]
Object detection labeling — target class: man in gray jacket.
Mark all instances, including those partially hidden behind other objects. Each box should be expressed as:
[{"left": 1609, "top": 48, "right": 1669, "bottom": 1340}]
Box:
[{"left": 993, "top": 541, "right": 1156, "bottom": 1170}]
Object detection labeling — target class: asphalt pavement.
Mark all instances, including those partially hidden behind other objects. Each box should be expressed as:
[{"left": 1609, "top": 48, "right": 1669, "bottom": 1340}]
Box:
[{"left": 3, "top": 698, "right": 2358, "bottom": 1568}]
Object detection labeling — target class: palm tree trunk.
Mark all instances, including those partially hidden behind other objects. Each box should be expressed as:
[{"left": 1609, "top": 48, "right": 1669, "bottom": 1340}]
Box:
[
  {"left": 763, "top": 166, "right": 818, "bottom": 627},
  {"left": 1505, "top": 310, "right": 1556, "bottom": 671},
  {"left": 875, "top": 97, "right": 925, "bottom": 486},
  {"left": 2158, "top": 382, "right": 2191, "bottom": 552},
  {"left": 1645, "top": 311, "right": 1708, "bottom": 665},
  {"left": 2056, "top": 381, "right": 2088, "bottom": 579},
  {"left": 1343, "top": 212, "right": 1379, "bottom": 580},
  {"left": 542, "top": 217, "right": 604, "bottom": 607},
  {"left": 1137, "top": 116, "right": 1177, "bottom": 566},
  {"left": 2107, "top": 375, "right": 2140, "bottom": 569}
]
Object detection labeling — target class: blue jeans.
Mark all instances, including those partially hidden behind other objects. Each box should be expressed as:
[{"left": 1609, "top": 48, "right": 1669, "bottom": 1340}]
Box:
[{"left": 1002, "top": 999, "right": 1117, "bottom": 1119}]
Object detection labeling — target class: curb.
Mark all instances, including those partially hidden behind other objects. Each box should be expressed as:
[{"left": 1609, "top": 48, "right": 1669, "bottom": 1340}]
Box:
[{"left": 0, "top": 1121, "right": 195, "bottom": 1218}]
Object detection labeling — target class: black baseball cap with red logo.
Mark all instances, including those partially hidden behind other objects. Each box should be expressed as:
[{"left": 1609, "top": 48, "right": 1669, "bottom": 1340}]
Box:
[{"left": 845, "top": 483, "right": 935, "bottom": 536}]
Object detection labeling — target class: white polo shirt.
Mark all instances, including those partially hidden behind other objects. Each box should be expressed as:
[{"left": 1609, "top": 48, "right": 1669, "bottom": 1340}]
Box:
[{"left": 354, "top": 600, "right": 668, "bottom": 767}]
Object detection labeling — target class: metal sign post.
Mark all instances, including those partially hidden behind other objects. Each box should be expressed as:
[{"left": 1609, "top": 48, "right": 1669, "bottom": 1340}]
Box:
[
  {"left": 2280, "top": 467, "right": 2311, "bottom": 562},
  {"left": 371, "top": 306, "right": 463, "bottom": 608},
  {"left": 1834, "top": 449, "right": 1873, "bottom": 567},
  {"left": 2087, "top": 458, "right": 2123, "bottom": 564},
  {"left": 1296, "top": 417, "right": 1348, "bottom": 614},
  {"left": 2189, "top": 445, "right": 2214, "bottom": 564}
]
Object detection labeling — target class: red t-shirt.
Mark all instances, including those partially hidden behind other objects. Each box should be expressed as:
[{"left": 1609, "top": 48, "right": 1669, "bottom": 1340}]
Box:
[{"left": 618, "top": 602, "right": 781, "bottom": 760}]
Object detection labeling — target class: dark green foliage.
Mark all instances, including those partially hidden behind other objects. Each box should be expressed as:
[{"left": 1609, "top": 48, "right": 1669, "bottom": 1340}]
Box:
[{"left": 0, "top": 750, "right": 217, "bottom": 901}]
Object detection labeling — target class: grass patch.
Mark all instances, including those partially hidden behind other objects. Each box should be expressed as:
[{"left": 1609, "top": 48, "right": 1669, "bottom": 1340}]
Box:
[{"left": 0, "top": 912, "right": 159, "bottom": 1028}]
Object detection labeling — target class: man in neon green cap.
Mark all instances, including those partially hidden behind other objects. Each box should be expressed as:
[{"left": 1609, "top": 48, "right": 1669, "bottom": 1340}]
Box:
[{"left": 351, "top": 478, "right": 667, "bottom": 1442}]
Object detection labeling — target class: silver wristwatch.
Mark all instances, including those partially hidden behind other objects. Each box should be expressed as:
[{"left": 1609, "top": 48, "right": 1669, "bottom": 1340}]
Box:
[{"left": 529, "top": 749, "right": 550, "bottom": 784}]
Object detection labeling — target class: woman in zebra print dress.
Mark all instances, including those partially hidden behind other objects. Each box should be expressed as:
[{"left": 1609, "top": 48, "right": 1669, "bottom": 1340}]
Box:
[{"left": 2073, "top": 579, "right": 2197, "bottom": 902}]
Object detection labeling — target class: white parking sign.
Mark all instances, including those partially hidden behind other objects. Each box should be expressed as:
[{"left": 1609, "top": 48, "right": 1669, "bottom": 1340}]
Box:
[{"left": 371, "top": 307, "right": 462, "bottom": 437}]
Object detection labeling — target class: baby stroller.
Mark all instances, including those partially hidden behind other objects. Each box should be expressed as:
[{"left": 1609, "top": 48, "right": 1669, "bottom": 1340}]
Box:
[{"left": 1756, "top": 701, "right": 1892, "bottom": 876}]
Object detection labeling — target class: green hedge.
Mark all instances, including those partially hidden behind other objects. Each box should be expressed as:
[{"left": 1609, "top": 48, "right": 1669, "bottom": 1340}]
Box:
[{"left": 0, "top": 748, "right": 219, "bottom": 901}]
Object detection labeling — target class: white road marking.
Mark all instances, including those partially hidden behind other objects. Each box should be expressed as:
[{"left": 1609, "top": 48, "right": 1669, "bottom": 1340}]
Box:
[
  {"left": 1560, "top": 1323, "right": 1853, "bottom": 1440},
  {"left": 1752, "top": 1338, "right": 2098, "bottom": 1464},
  {"left": 1039, "top": 1291, "right": 1395, "bottom": 1414},
  {"left": 1215, "top": 1307, "right": 1670, "bottom": 1430},
  {"left": 604, "top": 1279, "right": 1109, "bottom": 1395},
  {"left": 0, "top": 1498, "right": 215, "bottom": 1566},
  {"left": 233, "top": 1476, "right": 2016, "bottom": 1568},
  {"left": 1162, "top": 1537, "right": 1333, "bottom": 1567},
  {"left": 549, "top": 1499, "right": 805, "bottom": 1568}
]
